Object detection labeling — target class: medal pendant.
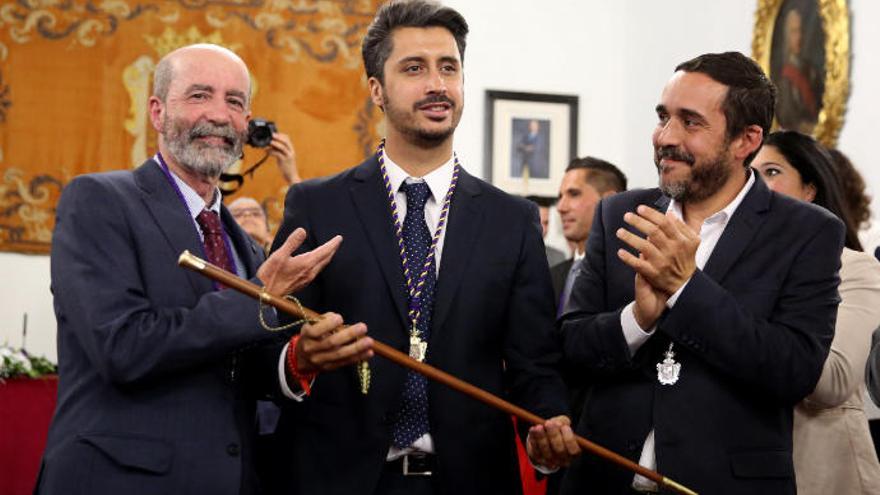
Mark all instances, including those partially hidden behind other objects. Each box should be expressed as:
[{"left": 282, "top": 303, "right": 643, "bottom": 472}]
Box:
[
  {"left": 409, "top": 335, "right": 428, "bottom": 362},
  {"left": 656, "top": 344, "right": 681, "bottom": 385}
]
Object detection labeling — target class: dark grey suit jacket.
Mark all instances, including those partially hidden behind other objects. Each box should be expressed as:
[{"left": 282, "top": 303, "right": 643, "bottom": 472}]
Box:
[
  {"left": 38, "top": 160, "right": 281, "bottom": 495},
  {"left": 560, "top": 174, "right": 844, "bottom": 494}
]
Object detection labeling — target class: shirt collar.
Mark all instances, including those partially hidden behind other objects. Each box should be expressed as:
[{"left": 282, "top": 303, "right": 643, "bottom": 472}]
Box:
[
  {"left": 382, "top": 149, "right": 456, "bottom": 201},
  {"left": 667, "top": 169, "right": 755, "bottom": 226},
  {"left": 154, "top": 156, "right": 222, "bottom": 219}
]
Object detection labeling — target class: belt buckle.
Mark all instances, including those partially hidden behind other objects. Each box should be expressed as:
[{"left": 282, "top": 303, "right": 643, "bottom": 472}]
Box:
[{"left": 402, "top": 454, "right": 432, "bottom": 476}]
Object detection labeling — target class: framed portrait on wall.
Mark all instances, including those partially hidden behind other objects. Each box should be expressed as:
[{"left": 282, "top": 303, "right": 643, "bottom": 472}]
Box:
[
  {"left": 752, "top": 0, "right": 850, "bottom": 147},
  {"left": 484, "top": 91, "right": 578, "bottom": 197}
]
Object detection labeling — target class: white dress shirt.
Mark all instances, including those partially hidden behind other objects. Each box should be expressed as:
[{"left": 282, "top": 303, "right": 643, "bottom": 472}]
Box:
[{"left": 622, "top": 172, "right": 755, "bottom": 491}]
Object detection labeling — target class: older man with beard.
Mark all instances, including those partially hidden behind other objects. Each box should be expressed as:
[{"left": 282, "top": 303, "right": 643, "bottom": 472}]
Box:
[
  {"left": 559, "top": 52, "right": 844, "bottom": 494},
  {"left": 37, "top": 44, "right": 372, "bottom": 495}
]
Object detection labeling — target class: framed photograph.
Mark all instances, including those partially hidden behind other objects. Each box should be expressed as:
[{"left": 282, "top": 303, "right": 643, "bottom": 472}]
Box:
[
  {"left": 484, "top": 91, "right": 578, "bottom": 197},
  {"left": 752, "top": 0, "right": 850, "bottom": 147}
]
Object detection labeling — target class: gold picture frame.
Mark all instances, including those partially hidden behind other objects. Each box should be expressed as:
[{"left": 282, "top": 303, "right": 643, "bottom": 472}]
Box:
[{"left": 752, "top": 0, "right": 850, "bottom": 147}]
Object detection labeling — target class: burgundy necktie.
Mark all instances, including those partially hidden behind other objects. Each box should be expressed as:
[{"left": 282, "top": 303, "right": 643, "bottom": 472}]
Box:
[{"left": 195, "top": 209, "right": 235, "bottom": 288}]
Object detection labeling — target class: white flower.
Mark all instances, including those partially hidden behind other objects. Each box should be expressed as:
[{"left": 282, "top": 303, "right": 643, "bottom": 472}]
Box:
[{"left": 12, "top": 351, "right": 31, "bottom": 370}]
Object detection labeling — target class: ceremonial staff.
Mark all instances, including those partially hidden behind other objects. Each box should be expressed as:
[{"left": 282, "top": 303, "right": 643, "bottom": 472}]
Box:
[{"left": 178, "top": 250, "right": 697, "bottom": 495}]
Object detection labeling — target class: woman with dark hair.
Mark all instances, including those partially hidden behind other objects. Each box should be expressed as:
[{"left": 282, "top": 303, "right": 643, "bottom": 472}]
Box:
[{"left": 753, "top": 130, "right": 880, "bottom": 494}]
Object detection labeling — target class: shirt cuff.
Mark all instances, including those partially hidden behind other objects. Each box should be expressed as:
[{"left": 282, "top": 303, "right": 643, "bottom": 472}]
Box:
[
  {"left": 525, "top": 432, "right": 560, "bottom": 475},
  {"left": 277, "top": 342, "right": 313, "bottom": 401},
  {"left": 621, "top": 301, "right": 655, "bottom": 356}
]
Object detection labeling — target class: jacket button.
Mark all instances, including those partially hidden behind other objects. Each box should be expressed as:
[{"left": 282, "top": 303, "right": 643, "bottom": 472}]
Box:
[{"left": 227, "top": 443, "right": 240, "bottom": 456}]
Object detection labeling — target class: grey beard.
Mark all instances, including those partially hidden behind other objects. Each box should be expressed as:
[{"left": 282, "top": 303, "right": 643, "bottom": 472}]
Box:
[
  {"left": 167, "top": 140, "right": 238, "bottom": 178},
  {"left": 163, "top": 119, "right": 244, "bottom": 179}
]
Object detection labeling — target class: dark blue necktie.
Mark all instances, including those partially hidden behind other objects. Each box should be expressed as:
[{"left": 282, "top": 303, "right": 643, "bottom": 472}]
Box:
[{"left": 391, "top": 181, "right": 436, "bottom": 448}]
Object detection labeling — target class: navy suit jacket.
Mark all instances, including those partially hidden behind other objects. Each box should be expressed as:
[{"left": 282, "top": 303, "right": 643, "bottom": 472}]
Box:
[
  {"left": 560, "top": 174, "right": 844, "bottom": 494},
  {"left": 38, "top": 160, "right": 282, "bottom": 495},
  {"left": 266, "top": 155, "right": 568, "bottom": 495}
]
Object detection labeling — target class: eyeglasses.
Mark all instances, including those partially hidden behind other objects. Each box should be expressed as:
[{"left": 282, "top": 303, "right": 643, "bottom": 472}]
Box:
[{"left": 230, "top": 208, "right": 266, "bottom": 220}]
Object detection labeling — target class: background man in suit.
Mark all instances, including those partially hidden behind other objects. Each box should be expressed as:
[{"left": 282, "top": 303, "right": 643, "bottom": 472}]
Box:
[
  {"left": 525, "top": 195, "right": 567, "bottom": 267},
  {"left": 551, "top": 157, "right": 627, "bottom": 310},
  {"left": 546, "top": 156, "right": 625, "bottom": 495},
  {"left": 38, "top": 44, "right": 366, "bottom": 495},
  {"left": 268, "top": 1, "right": 579, "bottom": 494},
  {"left": 560, "top": 52, "right": 844, "bottom": 494}
]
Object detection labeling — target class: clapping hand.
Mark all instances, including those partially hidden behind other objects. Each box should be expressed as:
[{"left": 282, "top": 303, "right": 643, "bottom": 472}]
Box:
[{"left": 615, "top": 205, "right": 699, "bottom": 329}]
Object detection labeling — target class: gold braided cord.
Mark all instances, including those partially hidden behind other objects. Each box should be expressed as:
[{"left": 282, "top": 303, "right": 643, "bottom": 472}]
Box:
[{"left": 258, "top": 288, "right": 314, "bottom": 332}]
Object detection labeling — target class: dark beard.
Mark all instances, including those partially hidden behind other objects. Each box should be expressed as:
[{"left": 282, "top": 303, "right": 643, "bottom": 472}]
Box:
[
  {"left": 656, "top": 144, "right": 732, "bottom": 203},
  {"left": 382, "top": 93, "right": 459, "bottom": 147}
]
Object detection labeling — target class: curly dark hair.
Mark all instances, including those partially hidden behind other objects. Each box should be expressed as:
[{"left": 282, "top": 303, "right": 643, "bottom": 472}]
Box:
[{"left": 827, "top": 148, "right": 872, "bottom": 231}]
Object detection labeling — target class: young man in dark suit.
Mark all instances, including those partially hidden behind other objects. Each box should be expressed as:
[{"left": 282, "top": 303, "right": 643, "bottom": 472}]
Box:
[
  {"left": 560, "top": 52, "right": 844, "bottom": 494},
  {"left": 551, "top": 156, "right": 627, "bottom": 310},
  {"left": 269, "top": 1, "right": 579, "bottom": 494}
]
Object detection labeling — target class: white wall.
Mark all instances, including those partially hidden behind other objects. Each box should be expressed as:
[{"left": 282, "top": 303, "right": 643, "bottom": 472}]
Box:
[
  {"left": 3, "top": 0, "right": 879, "bottom": 359},
  {"left": 0, "top": 254, "right": 54, "bottom": 360}
]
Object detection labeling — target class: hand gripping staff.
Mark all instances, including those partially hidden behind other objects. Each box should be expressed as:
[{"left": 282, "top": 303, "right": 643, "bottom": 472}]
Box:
[{"left": 177, "top": 250, "right": 698, "bottom": 495}]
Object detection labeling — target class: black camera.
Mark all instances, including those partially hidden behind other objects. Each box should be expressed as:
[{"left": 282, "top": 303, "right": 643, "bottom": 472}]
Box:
[{"left": 247, "top": 118, "right": 277, "bottom": 148}]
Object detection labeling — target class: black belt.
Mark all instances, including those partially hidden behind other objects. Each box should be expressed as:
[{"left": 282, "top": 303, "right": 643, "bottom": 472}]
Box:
[{"left": 385, "top": 453, "right": 436, "bottom": 476}]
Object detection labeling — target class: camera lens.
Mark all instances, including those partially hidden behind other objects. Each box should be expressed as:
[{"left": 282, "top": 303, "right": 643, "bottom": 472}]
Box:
[{"left": 247, "top": 119, "right": 277, "bottom": 148}]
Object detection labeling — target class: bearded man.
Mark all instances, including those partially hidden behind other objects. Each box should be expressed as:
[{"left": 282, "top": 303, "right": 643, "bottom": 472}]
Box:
[
  {"left": 36, "top": 44, "right": 367, "bottom": 495},
  {"left": 559, "top": 52, "right": 844, "bottom": 494}
]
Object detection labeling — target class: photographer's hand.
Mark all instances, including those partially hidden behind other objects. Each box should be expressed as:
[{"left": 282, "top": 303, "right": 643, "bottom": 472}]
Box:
[{"left": 269, "top": 132, "right": 301, "bottom": 185}]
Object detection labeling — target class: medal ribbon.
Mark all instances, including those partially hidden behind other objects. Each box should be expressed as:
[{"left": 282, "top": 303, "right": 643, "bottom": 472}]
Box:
[{"left": 376, "top": 140, "right": 460, "bottom": 336}]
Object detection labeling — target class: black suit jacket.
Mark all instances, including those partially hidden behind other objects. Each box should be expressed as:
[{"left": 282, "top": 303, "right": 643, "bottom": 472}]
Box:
[
  {"left": 560, "top": 175, "right": 844, "bottom": 494},
  {"left": 267, "top": 156, "right": 568, "bottom": 495},
  {"left": 38, "top": 160, "right": 281, "bottom": 495}
]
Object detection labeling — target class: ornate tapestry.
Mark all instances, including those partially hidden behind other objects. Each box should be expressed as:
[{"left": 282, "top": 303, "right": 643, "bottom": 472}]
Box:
[{"left": 0, "top": 0, "right": 384, "bottom": 254}]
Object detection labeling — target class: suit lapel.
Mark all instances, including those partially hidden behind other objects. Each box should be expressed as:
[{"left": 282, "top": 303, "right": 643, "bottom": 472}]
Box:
[
  {"left": 220, "top": 206, "right": 262, "bottom": 278},
  {"left": 134, "top": 159, "right": 213, "bottom": 295},
  {"left": 431, "top": 169, "right": 483, "bottom": 335},
  {"left": 652, "top": 193, "right": 671, "bottom": 213},
  {"left": 349, "top": 157, "right": 410, "bottom": 329},
  {"left": 702, "top": 172, "right": 771, "bottom": 282}
]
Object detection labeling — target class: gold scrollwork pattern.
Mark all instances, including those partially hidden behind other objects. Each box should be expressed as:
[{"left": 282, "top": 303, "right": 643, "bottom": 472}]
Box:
[
  {"left": 0, "top": 168, "right": 63, "bottom": 251},
  {"left": 0, "top": 1, "right": 374, "bottom": 65},
  {"left": 0, "top": 69, "right": 9, "bottom": 122},
  {"left": 752, "top": 0, "right": 850, "bottom": 147}
]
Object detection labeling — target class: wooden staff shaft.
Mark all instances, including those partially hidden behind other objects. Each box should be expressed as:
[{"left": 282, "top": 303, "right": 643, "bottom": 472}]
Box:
[{"left": 177, "top": 250, "right": 697, "bottom": 495}]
